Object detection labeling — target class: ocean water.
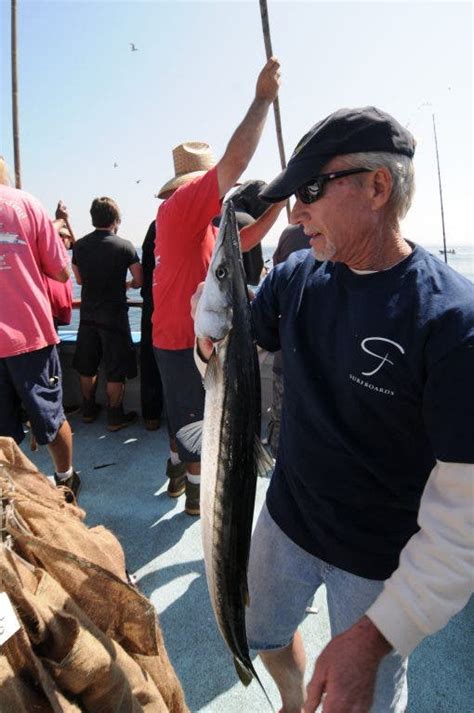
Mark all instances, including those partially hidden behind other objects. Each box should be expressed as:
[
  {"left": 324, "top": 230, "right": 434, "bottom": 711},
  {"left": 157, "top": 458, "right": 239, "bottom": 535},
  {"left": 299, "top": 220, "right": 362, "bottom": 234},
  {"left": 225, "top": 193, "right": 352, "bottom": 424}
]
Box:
[{"left": 67, "top": 244, "right": 473, "bottom": 333}]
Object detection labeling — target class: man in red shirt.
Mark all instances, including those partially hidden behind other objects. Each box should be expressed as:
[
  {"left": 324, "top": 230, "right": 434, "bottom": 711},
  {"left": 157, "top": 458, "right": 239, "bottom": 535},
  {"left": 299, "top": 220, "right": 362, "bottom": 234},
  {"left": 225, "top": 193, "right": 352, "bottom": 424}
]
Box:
[{"left": 152, "top": 57, "right": 283, "bottom": 516}]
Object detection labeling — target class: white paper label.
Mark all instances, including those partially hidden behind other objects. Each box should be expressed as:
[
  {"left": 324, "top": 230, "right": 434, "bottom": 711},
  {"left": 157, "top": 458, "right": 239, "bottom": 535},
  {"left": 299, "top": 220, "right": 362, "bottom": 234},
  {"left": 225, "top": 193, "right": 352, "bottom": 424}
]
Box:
[{"left": 0, "top": 591, "right": 21, "bottom": 646}]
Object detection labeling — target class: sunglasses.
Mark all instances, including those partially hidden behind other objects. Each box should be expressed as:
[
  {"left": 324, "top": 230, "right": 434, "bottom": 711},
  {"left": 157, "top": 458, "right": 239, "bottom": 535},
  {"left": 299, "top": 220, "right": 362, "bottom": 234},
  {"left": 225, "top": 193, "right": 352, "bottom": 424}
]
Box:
[{"left": 295, "top": 168, "right": 371, "bottom": 204}]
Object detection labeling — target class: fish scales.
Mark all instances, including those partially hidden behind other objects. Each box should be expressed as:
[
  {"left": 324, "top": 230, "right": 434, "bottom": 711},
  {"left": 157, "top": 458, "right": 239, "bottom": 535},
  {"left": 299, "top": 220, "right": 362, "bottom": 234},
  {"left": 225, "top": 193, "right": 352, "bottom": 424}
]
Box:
[{"left": 179, "top": 202, "right": 272, "bottom": 706}]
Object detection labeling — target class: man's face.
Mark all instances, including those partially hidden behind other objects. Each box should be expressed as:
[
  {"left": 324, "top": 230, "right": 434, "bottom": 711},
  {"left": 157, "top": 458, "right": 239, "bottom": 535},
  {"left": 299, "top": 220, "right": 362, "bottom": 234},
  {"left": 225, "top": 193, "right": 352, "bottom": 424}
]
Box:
[{"left": 290, "top": 157, "right": 376, "bottom": 264}]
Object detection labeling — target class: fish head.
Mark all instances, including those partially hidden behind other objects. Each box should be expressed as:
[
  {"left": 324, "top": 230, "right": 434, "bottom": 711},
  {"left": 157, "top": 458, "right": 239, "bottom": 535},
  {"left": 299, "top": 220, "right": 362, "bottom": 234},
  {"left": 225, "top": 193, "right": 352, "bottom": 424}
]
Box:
[{"left": 195, "top": 201, "right": 242, "bottom": 341}]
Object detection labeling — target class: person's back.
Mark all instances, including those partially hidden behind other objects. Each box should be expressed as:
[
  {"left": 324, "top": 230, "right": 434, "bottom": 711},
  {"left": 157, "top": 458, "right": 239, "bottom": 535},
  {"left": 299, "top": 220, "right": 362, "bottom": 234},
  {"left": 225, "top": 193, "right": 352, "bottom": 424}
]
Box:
[
  {"left": 0, "top": 184, "right": 66, "bottom": 356},
  {"left": 0, "top": 178, "right": 79, "bottom": 499},
  {"left": 74, "top": 230, "right": 136, "bottom": 318},
  {"left": 72, "top": 197, "right": 142, "bottom": 431}
]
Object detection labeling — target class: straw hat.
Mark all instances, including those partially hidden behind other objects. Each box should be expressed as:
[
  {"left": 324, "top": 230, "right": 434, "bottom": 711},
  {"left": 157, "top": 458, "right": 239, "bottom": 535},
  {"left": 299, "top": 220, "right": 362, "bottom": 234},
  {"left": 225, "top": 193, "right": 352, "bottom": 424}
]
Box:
[{"left": 157, "top": 142, "right": 215, "bottom": 199}]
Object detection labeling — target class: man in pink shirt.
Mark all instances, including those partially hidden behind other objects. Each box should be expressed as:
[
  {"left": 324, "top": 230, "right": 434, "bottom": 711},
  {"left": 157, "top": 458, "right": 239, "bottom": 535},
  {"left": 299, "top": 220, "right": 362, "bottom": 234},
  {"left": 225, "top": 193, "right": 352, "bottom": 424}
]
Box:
[
  {"left": 152, "top": 58, "right": 284, "bottom": 516},
  {"left": 0, "top": 171, "right": 80, "bottom": 500}
]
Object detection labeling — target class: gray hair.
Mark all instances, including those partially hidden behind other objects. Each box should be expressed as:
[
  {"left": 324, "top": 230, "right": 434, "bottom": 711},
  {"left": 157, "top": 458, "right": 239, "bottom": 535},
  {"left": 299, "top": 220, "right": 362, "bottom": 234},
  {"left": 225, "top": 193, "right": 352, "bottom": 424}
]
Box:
[{"left": 338, "top": 152, "right": 415, "bottom": 221}]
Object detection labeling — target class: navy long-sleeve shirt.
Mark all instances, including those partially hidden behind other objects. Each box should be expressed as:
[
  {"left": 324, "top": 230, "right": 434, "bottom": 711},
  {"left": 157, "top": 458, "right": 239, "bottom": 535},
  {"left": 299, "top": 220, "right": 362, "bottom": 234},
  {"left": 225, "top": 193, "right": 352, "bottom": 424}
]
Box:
[{"left": 252, "top": 244, "right": 474, "bottom": 579}]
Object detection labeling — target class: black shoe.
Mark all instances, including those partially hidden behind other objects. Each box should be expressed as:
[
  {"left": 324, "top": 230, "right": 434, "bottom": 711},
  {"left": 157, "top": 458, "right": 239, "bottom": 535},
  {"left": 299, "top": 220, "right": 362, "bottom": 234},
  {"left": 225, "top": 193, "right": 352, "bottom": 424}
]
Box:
[
  {"left": 184, "top": 480, "right": 200, "bottom": 516},
  {"left": 107, "top": 407, "right": 137, "bottom": 432},
  {"left": 54, "top": 470, "right": 81, "bottom": 503},
  {"left": 82, "top": 399, "right": 102, "bottom": 423}
]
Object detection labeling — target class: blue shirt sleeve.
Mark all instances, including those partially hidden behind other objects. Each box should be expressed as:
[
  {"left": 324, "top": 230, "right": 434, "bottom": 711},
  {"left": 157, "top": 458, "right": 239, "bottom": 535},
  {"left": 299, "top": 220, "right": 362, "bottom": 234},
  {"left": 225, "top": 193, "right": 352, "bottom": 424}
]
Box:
[
  {"left": 251, "top": 267, "right": 282, "bottom": 352},
  {"left": 423, "top": 339, "right": 474, "bottom": 463}
]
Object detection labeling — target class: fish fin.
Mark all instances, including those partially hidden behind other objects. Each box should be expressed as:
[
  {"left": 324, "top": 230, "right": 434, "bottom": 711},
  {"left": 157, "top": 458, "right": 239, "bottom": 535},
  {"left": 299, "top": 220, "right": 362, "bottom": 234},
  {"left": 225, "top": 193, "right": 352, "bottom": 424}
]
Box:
[
  {"left": 176, "top": 420, "right": 203, "bottom": 455},
  {"left": 254, "top": 437, "right": 275, "bottom": 477},
  {"left": 234, "top": 657, "right": 276, "bottom": 711},
  {"left": 233, "top": 657, "right": 253, "bottom": 687},
  {"left": 203, "top": 349, "right": 220, "bottom": 391}
]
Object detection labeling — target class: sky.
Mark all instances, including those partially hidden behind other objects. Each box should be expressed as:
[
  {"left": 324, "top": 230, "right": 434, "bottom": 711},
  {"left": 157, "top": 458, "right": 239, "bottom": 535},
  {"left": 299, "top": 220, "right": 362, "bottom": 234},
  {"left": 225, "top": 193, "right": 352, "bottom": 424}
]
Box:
[{"left": 1, "top": 0, "right": 472, "bottom": 248}]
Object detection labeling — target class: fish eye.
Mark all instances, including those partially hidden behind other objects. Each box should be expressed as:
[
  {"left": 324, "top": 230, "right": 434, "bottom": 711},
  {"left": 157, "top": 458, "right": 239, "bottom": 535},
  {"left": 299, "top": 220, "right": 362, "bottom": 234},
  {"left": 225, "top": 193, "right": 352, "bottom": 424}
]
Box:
[{"left": 215, "top": 265, "right": 227, "bottom": 280}]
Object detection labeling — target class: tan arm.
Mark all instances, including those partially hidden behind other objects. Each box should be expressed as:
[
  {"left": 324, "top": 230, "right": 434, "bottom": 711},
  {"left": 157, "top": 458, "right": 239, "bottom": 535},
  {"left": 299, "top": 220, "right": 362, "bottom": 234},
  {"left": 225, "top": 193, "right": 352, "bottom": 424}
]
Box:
[
  {"left": 216, "top": 58, "right": 280, "bottom": 199},
  {"left": 71, "top": 264, "right": 82, "bottom": 285},
  {"left": 126, "top": 262, "right": 143, "bottom": 289},
  {"left": 240, "top": 201, "right": 286, "bottom": 252}
]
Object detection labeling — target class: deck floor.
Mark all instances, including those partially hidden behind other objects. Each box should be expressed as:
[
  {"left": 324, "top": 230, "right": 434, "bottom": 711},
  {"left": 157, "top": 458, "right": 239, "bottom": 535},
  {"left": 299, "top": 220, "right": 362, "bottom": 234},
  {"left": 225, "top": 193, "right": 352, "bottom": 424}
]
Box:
[{"left": 21, "top": 412, "right": 473, "bottom": 712}]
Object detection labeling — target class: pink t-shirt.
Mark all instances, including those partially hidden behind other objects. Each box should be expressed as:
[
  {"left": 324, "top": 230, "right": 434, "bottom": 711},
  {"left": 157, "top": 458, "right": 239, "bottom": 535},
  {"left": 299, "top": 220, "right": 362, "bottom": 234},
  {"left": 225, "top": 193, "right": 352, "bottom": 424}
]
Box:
[
  {"left": 152, "top": 168, "right": 221, "bottom": 350},
  {"left": 0, "top": 185, "right": 68, "bottom": 357}
]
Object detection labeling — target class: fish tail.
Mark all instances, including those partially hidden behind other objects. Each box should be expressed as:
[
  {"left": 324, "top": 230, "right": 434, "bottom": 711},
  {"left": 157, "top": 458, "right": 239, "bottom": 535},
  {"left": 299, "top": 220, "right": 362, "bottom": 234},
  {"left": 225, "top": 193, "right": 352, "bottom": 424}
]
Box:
[{"left": 233, "top": 657, "right": 275, "bottom": 711}]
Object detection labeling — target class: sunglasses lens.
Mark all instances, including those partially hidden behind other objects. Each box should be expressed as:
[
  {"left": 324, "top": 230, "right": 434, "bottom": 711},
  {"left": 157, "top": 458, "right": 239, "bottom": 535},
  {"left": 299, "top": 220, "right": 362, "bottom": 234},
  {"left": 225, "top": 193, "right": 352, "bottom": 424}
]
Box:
[{"left": 297, "top": 179, "right": 322, "bottom": 204}]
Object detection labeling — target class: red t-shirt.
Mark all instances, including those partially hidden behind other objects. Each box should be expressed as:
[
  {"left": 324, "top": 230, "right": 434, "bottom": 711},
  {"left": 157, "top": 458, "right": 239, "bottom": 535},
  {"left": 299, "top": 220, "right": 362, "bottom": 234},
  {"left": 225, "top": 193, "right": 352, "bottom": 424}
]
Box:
[{"left": 152, "top": 167, "right": 221, "bottom": 350}]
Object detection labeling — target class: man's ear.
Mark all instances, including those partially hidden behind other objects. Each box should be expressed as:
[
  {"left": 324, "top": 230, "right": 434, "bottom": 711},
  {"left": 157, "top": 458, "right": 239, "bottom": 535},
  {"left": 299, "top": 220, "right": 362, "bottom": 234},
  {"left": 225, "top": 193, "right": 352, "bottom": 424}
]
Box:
[{"left": 370, "top": 167, "right": 392, "bottom": 210}]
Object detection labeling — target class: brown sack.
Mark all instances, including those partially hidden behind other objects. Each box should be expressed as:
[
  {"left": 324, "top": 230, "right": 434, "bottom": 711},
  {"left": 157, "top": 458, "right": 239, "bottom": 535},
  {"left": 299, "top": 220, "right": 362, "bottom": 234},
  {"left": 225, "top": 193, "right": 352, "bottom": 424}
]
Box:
[
  {"left": 1, "top": 549, "right": 169, "bottom": 712},
  {"left": 0, "top": 437, "right": 188, "bottom": 713}
]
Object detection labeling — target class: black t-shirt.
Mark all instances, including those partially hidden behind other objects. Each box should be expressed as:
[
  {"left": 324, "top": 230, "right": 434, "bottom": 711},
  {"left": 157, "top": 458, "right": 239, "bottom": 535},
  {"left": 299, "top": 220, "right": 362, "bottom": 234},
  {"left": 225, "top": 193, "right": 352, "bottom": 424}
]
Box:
[{"left": 72, "top": 230, "right": 139, "bottom": 319}]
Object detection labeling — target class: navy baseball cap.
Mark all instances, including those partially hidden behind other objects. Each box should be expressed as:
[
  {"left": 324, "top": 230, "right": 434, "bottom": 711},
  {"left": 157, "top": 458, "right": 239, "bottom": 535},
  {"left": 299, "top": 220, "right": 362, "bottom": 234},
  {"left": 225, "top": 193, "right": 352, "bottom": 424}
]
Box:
[{"left": 261, "top": 106, "right": 416, "bottom": 202}]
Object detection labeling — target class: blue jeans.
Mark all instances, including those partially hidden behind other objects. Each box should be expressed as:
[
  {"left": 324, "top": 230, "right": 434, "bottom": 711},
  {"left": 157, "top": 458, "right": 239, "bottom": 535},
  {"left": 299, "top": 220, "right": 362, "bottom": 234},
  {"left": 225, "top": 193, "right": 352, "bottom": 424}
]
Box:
[{"left": 246, "top": 502, "right": 408, "bottom": 713}]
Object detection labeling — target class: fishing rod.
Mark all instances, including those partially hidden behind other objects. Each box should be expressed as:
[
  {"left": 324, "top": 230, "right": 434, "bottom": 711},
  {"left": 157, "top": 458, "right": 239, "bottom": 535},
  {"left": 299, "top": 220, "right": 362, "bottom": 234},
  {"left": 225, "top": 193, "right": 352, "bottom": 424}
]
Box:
[
  {"left": 258, "top": 0, "right": 291, "bottom": 222},
  {"left": 432, "top": 113, "right": 448, "bottom": 264},
  {"left": 11, "top": 0, "right": 21, "bottom": 188}
]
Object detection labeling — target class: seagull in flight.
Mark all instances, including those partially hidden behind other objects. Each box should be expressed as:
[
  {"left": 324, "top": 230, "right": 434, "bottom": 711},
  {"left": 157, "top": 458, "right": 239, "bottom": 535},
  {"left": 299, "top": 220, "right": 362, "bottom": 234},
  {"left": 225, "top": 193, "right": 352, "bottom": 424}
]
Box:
[
  {"left": 135, "top": 180, "right": 141, "bottom": 184},
  {"left": 130, "top": 43, "right": 138, "bottom": 52},
  {"left": 113, "top": 162, "right": 118, "bottom": 168}
]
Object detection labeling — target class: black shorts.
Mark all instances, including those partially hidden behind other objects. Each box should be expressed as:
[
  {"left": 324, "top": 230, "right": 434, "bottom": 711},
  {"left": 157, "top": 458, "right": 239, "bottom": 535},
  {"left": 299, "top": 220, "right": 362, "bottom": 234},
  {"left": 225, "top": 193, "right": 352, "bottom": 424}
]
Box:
[
  {"left": 154, "top": 347, "right": 204, "bottom": 463},
  {"left": 73, "top": 319, "right": 137, "bottom": 382}
]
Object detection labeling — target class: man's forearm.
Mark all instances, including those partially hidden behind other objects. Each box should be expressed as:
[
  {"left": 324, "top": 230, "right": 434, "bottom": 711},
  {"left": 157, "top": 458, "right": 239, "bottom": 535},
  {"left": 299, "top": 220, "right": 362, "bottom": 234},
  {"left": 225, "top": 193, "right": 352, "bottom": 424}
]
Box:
[
  {"left": 216, "top": 58, "right": 280, "bottom": 197},
  {"left": 223, "top": 97, "right": 273, "bottom": 177},
  {"left": 240, "top": 202, "right": 285, "bottom": 252},
  {"left": 366, "top": 460, "right": 474, "bottom": 657}
]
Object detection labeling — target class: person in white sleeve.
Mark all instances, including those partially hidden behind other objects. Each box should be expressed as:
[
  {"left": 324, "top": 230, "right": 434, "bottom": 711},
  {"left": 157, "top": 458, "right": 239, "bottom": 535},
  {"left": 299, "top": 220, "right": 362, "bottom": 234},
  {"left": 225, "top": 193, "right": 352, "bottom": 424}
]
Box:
[{"left": 194, "top": 106, "right": 474, "bottom": 712}]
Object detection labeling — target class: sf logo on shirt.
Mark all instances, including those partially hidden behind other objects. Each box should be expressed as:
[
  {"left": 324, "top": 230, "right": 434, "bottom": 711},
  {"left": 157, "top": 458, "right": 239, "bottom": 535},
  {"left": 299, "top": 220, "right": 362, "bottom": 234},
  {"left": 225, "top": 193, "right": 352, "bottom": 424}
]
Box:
[{"left": 360, "top": 337, "right": 405, "bottom": 376}]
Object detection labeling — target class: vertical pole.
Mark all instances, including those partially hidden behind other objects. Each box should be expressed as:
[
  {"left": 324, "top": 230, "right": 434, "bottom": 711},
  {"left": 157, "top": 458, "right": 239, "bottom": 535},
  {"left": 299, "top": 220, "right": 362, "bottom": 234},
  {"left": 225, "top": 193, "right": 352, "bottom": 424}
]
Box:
[
  {"left": 11, "top": 0, "right": 22, "bottom": 189},
  {"left": 259, "top": 0, "right": 291, "bottom": 221},
  {"left": 432, "top": 114, "right": 448, "bottom": 263}
]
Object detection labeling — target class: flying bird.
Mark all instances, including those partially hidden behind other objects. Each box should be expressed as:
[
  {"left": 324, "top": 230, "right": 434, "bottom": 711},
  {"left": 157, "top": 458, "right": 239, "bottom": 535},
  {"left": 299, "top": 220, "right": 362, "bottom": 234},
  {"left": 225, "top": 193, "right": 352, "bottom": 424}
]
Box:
[
  {"left": 135, "top": 180, "right": 141, "bottom": 184},
  {"left": 130, "top": 43, "right": 138, "bottom": 52},
  {"left": 113, "top": 162, "right": 118, "bottom": 168}
]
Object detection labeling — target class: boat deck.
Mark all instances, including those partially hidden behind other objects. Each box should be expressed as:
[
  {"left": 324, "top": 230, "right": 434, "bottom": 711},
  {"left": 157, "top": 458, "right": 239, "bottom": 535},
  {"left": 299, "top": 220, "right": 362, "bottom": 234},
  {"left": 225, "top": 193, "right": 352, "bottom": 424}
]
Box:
[{"left": 21, "top": 413, "right": 473, "bottom": 712}]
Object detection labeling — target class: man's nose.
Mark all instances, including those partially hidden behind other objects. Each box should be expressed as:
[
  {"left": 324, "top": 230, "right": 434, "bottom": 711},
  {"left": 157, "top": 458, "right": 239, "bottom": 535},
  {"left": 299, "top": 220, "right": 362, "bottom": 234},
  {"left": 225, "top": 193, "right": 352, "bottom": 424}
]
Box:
[{"left": 290, "top": 198, "right": 305, "bottom": 225}]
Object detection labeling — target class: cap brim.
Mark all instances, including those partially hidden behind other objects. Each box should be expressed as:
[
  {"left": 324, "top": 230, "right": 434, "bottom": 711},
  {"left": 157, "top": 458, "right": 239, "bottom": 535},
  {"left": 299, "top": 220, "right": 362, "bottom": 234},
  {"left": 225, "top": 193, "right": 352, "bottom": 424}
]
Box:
[{"left": 260, "top": 155, "right": 327, "bottom": 202}]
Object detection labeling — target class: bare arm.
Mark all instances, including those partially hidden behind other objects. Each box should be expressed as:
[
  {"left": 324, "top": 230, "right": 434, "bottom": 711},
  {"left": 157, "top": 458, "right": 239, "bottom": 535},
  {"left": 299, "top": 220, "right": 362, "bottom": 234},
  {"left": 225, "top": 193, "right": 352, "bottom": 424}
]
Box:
[
  {"left": 47, "top": 265, "right": 70, "bottom": 283},
  {"left": 126, "top": 262, "right": 143, "bottom": 290},
  {"left": 240, "top": 201, "right": 286, "bottom": 252},
  {"left": 216, "top": 58, "right": 281, "bottom": 199},
  {"left": 72, "top": 264, "right": 82, "bottom": 285},
  {"left": 55, "top": 200, "right": 77, "bottom": 246}
]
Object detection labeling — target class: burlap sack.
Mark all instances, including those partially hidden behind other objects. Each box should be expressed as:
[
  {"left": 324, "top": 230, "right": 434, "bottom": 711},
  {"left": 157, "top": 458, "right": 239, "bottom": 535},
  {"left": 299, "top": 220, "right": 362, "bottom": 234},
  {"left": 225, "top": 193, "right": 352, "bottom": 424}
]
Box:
[
  {"left": 1, "top": 548, "right": 169, "bottom": 712},
  {"left": 0, "top": 438, "right": 188, "bottom": 713}
]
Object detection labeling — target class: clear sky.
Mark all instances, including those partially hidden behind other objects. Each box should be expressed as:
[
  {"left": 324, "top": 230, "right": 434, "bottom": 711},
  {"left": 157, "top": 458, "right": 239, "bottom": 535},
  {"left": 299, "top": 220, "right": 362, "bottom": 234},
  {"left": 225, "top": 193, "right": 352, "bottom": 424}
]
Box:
[{"left": 1, "top": 0, "right": 472, "bottom": 247}]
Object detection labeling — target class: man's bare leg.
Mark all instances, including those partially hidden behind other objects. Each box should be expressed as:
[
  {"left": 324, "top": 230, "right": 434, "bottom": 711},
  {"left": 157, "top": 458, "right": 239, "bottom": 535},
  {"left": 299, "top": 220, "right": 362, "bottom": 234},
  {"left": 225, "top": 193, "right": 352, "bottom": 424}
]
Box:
[
  {"left": 260, "top": 630, "right": 306, "bottom": 713},
  {"left": 79, "top": 374, "right": 98, "bottom": 401},
  {"left": 47, "top": 419, "right": 73, "bottom": 473},
  {"left": 186, "top": 461, "right": 200, "bottom": 476},
  {"left": 106, "top": 381, "right": 124, "bottom": 408}
]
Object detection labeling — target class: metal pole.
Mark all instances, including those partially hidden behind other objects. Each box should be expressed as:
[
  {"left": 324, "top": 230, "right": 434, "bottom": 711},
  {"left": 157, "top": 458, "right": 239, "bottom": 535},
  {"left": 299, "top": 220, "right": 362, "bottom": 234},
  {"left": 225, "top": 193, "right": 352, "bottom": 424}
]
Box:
[
  {"left": 11, "top": 0, "right": 21, "bottom": 188},
  {"left": 432, "top": 113, "right": 448, "bottom": 263},
  {"left": 259, "top": 0, "right": 291, "bottom": 221}
]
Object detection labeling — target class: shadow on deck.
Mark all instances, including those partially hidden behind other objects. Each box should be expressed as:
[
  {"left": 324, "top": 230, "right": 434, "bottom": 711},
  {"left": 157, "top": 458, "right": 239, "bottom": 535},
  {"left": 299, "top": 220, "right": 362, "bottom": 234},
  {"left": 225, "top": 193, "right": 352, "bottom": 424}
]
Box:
[{"left": 21, "top": 408, "right": 473, "bottom": 712}]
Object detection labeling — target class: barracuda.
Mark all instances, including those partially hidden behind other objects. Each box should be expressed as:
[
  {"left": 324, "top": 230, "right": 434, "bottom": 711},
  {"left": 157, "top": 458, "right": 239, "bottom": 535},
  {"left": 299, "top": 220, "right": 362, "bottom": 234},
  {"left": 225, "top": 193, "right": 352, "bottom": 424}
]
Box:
[{"left": 178, "top": 201, "right": 273, "bottom": 706}]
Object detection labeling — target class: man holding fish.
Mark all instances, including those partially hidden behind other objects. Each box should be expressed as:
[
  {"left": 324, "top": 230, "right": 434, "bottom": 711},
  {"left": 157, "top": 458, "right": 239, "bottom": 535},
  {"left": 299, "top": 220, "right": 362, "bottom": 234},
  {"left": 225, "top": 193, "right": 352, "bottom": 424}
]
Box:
[
  {"left": 152, "top": 57, "right": 285, "bottom": 516},
  {"left": 194, "top": 108, "right": 473, "bottom": 711}
]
